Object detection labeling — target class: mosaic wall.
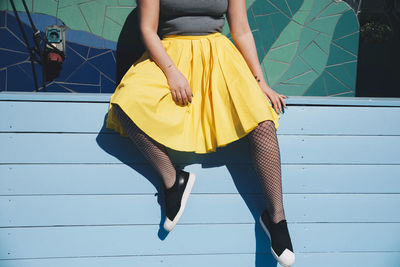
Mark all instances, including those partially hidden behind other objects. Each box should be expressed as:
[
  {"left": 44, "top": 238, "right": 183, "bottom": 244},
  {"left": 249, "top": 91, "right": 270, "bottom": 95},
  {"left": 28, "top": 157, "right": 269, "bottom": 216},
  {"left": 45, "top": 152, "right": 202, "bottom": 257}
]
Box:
[{"left": 0, "top": 0, "right": 359, "bottom": 96}]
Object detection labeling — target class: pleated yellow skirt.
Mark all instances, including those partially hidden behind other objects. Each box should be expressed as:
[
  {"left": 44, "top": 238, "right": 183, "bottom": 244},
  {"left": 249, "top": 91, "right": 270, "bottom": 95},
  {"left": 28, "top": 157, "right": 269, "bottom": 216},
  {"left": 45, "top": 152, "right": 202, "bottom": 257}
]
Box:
[{"left": 106, "top": 31, "right": 280, "bottom": 154}]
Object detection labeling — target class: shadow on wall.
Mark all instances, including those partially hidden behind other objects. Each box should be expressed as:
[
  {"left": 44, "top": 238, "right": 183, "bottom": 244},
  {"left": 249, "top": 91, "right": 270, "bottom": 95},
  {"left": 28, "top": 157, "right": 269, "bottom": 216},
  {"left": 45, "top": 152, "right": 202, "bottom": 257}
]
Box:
[{"left": 116, "top": 8, "right": 146, "bottom": 86}]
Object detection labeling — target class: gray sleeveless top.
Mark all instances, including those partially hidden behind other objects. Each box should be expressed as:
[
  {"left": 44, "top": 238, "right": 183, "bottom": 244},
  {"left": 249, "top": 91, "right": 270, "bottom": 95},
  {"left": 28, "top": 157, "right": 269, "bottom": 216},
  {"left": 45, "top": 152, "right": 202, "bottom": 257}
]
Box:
[{"left": 157, "top": 0, "right": 228, "bottom": 38}]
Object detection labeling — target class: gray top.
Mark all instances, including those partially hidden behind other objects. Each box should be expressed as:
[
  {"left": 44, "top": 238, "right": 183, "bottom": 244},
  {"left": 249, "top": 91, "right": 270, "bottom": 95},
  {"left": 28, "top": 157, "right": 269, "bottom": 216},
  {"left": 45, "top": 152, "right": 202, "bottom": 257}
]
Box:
[{"left": 157, "top": 0, "right": 228, "bottom": 38}]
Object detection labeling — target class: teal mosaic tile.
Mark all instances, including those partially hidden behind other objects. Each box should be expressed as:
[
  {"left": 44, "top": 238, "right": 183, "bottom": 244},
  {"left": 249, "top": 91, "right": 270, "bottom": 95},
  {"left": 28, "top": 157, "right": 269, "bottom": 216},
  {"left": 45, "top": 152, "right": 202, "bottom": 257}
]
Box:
[
  {"left": 1, "top": 0, "right": 360, "bottom": 96},
  {"left": 327, "top": 43, "right": 357, "bottom": 65},
  {"left": 333, "top": 32, "right": 359, "bottom": 55}
]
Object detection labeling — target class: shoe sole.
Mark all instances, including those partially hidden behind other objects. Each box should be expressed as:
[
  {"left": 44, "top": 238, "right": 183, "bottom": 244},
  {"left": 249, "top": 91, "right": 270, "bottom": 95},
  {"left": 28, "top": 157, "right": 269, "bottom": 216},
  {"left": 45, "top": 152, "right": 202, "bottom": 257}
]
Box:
[
  {"left": 259, "top": 216, "right": 295, "bottom": 267},
  {"left": 164, "top": 172, "right": 196, "bottom": 232}
]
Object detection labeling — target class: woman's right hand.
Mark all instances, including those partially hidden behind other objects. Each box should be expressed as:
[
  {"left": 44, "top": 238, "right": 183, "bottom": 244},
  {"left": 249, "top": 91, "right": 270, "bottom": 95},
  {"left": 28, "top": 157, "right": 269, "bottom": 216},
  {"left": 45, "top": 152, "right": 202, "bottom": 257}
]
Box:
[{"left": 165, "top": 68, "right": 193, "bottom": 106}]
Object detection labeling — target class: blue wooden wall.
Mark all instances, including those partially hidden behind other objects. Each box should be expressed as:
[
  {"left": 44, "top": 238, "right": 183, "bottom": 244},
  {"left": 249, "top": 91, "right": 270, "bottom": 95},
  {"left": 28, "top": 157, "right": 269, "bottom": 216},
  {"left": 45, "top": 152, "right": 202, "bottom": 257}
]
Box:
[{"left": 1, "top": 92, "right": 400, "bottom": 267}]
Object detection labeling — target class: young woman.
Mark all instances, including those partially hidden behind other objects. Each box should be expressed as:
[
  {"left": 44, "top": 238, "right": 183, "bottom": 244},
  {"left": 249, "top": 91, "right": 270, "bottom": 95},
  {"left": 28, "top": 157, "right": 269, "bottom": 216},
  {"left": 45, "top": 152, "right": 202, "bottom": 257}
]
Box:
[{"left": 106, "top": 0, "right": 294, "bottom": 266}]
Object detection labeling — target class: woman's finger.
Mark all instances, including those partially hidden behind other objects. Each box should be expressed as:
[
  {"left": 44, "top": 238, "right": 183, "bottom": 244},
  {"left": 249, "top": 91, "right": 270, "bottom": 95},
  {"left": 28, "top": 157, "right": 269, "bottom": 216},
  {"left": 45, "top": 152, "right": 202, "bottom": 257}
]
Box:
[
  {"left": 176, "top": 90, "right": 183, "bottom": 105},
  {"left": 180, "top": 88, "right": 189, "bottom": 105}
]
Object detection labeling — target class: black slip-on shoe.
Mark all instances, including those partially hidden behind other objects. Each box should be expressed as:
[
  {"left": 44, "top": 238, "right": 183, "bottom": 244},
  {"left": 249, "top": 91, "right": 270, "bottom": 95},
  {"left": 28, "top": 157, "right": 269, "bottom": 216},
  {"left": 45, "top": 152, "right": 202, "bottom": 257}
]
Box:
[
  {"left": 259, "top": 209, "right": 295, "bottom": 267},
  {"left": 163, "top": 169, "right": 196, "bottom": 232}
]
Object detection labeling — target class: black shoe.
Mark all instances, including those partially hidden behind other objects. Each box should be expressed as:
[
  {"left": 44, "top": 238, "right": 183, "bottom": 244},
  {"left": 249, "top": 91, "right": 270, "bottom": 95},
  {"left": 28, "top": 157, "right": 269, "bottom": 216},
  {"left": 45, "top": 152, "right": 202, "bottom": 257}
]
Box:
[
  {"left": 259, "top": 209, "right": 295, "bottom": 267},
  {"left": 163, "top": 169, "right": 196, "bottom": 232}
]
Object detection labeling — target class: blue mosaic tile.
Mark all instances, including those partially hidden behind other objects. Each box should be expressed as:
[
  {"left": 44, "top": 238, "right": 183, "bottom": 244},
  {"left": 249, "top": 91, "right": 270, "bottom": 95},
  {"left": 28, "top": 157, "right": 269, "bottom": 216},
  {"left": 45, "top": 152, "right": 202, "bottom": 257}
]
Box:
[
  {"left": 65, "top": 29, "right": 104, "bottom": 49},
  {"left": 0, "top": 49, "right": 28, "bottom": 68},
  {"left": 0, "top": 69, "right": 6, "bottom": 91},
  {"left": 111, "top": 50, "right": 116, "bottom": 63},
  {"left": 7, "top": 64, "right": 36, "bottom": 91},
  {"left": 101, "top": 74, "right": 116, "bottom": 93},
  {"left": 104, "top": 39, "right": 117, "bottom": 50},
  {"left": 45, "top": 82, "right": 71, "bottom": 93},
  {"left": 56, "top": 44, "right": 86, "bottom": 81},
  {"left": 88, "top": 51, "right": 116, "bottom": 82},
  {"left": 17, "top": 12, "right": 64, "bottom": 33},
  {"left": 0, "top": 28, "right": 28, "bottom": 52},
  {"left": 87, "top": 46, "right": 108, "bottom": 59},
  {"left": 18, "top": 61, "right": 43, "bottom": 86},
  {"left": 66, "top": 61, "right": 100, "bottom": 84},
  {"left": 67, "top": 41, "right": 89, "bottom": 59},
  {"left": 6, "top": 13, "right": 35, "bottom": 48},
  {"left": 0, "top": 10, "right": 5, "bottom": 27},
  {"left": 60, "top": 83, "right": 100, "bottom": 93}
]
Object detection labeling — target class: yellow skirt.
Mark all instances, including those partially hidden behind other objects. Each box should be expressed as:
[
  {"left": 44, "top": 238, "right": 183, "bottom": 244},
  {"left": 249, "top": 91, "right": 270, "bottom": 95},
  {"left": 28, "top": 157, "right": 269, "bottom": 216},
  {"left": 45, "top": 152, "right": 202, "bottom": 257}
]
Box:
[{"left": 106, "top": 31, "right": 280, "bottom": 154}]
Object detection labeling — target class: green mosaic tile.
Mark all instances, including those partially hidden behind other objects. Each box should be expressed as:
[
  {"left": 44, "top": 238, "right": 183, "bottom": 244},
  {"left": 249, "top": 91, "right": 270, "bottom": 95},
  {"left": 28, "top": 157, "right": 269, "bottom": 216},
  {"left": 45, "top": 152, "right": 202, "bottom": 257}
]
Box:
[
  {"left": 267, "top": 42, "right": 297, "bottom": 63},
  {"left": 269, "top": 12, "right": 290, "bottom": 38},
  {"left": 251, "top": 0, "right": 278, "bottom": 16},
  {"left": 326, "top": 62, "right": 357, "bottom": 89},
  {"left": 80, "top": 1, "right": 106, "bottom": 36},
  {"left": 58, "top": 4, "right": 89, "bottom": 32},
  {"left": 307, "top": 14, "right": 341, "bottom": 35},
  {"left": 0, "top": 1, "right": 7, "bottom": 10},
  {"left": 103, "top": 16, "right": 121, "bottom": 41},
  {"left": 272, "top": 83, "right": 308, "bottom": 96},
  {"left": 319, "top": 2, "right": 350, "bottom": 17},
  {"left": 297, "top": 27, "right": 319, "bottom": 55},
  {"left": 332, "top": 9, "right": 359, "bottom": 39},
  {"left": 292, "top": 10, "right": 310, "bottom": 24},
  {"left": 269, "top": 0, "right": 292, "bottom": 17},
  {"left": 333, "top": 32, "right": 359, "bottom": 56},
  {"left": 299, "top": 0, "right": 314, "bottom": 11},
  {"left": 314, "top": 32, "right": 331, "bottom": 54},
  {"left": 324, "top": 72, "right": 351, "bottom": 95},
  {"left": 33, "top": 0, "right": 57, "bottom": 16},
  {"left": 106, "top": 6, "right": 134, "bottom": 26},
  {"left": 272, "top": 21, "right": 302, "bottom": 48},
  {"left": 6, "top": 0, "right": 32, "bottom": 12},
  {"left": 286, "top": 0, "right": 304, "bottom": 15},
  {"left": 335, "top": 91, "right": 355, "bottom": 97},
  {"left": 252, "top": 30, "right": 267, "bottom": 62},
  {"left": 304, "top": 73, "right": 328, "bottom": 96},
  {"left": 305, "top": 0, "right": 329, "bottom": 24},
  {"left": 263, "top": 59, "right": 289, "bottom": 86},
  {"left": 282, "top": 69, "right": 319, "bottom": 85},
  {"left": 327, "top": 43, "right": 356, "bottom": 65},
  {"left": 278, "top": 56, "right": 310, "bottom": 84},
  {"left": 58, "top": 0, "right": 87, "bottom": 9},
  {"left": 118, "top": 0, "right": 137, "bottom": 5},
  {"left": 301, "top": 41, "right": 328, "bottom": 73},
  {"left": 247, "top": 0, "right": 256, "bottom": 9},
  {"left": 247, "top": 8, "right": 258, "bottom": 29},
  {"left": 257, "top": 15, "right": 276, "bottom": 52}
]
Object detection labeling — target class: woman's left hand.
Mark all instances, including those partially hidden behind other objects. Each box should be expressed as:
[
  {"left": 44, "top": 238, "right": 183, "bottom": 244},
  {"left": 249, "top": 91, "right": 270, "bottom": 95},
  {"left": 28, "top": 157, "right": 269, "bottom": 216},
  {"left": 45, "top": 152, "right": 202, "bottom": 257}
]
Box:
[{"left": 259, "top": 82, "right": 287, "bottom": 114}]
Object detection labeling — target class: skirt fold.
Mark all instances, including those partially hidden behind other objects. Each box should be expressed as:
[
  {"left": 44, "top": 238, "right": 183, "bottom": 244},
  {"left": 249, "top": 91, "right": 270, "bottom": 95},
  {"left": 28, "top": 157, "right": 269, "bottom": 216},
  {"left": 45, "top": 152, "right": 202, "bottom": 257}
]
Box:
[{"left": 106, "top": 32, "right": 280, "bottom": 154}]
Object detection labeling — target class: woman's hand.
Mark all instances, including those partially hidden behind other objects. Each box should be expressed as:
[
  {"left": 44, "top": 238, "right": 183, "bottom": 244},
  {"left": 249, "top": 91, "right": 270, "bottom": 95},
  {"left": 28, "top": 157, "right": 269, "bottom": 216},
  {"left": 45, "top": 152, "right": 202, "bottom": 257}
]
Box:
[
  {"left": 165, "top": 68, "right": 193, "bottom": 106},
  {"left": 259, "top": 82, "right": 287, "bottom": 114}
]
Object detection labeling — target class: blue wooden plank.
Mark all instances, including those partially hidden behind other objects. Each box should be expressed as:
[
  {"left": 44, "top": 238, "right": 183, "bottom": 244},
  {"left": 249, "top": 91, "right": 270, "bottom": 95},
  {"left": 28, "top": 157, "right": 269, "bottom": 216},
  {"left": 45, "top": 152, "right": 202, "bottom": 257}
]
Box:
[
  {"left": 1, "top": 133, "right": 400, "bottom": 164},
  {"left": 1, "top": 194, "right": 399, "bottom": 227},
  {"left": 2, "top": 164, "right": 400, "bottom": 195},
  {"left": 2, "top": 101, "right": 400, "bottom": 135},
  {"left": 0, "top": 252, "right": 399, "bottom": 267},
  {"left": 0, "top": 223, "right": 399, "bottom": 259},
  {"left": 2, "top": 91, "right": 400, "bottom": 106}
]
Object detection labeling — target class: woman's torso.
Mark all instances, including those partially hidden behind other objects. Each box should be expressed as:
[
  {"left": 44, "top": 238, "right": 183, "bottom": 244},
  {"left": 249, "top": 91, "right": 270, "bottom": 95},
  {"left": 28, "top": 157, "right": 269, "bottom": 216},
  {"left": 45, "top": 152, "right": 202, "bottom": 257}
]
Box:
[{"left": 157, "top": 0, "right": 228, "bottom": 38}]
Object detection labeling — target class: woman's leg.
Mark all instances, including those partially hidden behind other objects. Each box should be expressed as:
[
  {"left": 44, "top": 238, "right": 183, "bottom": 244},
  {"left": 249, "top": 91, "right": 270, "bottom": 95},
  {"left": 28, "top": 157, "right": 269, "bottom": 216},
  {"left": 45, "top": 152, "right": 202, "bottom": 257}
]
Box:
[
  {"left": 247, "top": 119, "right": 286, "bottom": 224},
  {"left": 113, "top": 104, "right": 176, "bottom": 189}
]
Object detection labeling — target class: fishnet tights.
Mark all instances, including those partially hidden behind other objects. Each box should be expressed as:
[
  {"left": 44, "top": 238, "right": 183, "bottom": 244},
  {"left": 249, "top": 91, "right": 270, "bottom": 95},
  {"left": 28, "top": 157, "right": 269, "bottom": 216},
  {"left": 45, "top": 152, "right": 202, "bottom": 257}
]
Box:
[
  {"left": 247, "top": 119, "right": 286, "bottom": 224},
  {"left": 113, "top": 104, "right": 177, "bottom": 189}
]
